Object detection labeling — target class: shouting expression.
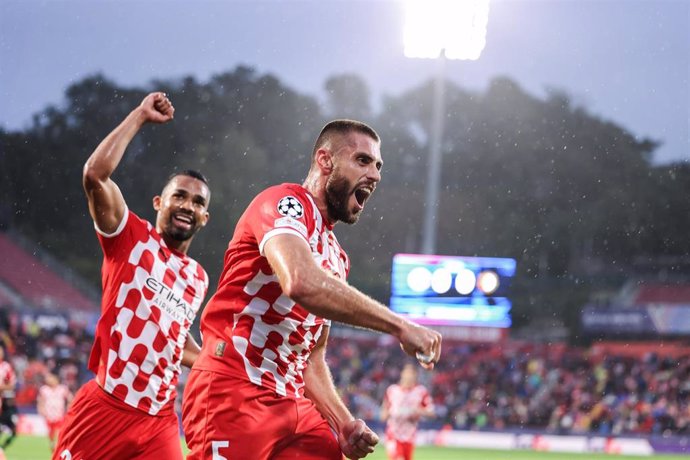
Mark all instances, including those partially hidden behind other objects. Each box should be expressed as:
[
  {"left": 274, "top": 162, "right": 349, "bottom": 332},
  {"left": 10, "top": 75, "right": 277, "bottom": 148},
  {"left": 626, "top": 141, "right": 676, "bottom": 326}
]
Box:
[{"left": 324, "top": 131, "right": 382, "bottom": 224}]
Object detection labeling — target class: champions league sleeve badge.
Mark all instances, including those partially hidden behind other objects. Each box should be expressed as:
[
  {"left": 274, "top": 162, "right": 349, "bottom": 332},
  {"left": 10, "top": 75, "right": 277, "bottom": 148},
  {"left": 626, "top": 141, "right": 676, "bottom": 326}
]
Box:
[{"left": 277, "top": 196, "right": 304, "bottom": 219}]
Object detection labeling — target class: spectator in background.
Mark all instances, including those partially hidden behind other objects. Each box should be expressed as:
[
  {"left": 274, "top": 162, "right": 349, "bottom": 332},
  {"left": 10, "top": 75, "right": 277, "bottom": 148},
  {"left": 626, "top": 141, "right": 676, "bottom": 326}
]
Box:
[
  {"left": 381, "top": 363, "right": 434, "bottom": 460},
  {"left": 37, "top": 373, "right": 73, "bottom": 452},
  {"left": 0, "top": 347, "right": 17, "bottom": 450}
]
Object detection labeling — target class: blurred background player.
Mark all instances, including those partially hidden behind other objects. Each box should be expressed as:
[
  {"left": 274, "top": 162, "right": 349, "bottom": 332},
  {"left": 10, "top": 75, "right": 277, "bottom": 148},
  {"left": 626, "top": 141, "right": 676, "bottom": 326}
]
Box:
[
  {"left": 0, "top": 347, "right": 17, "bottom": 451},
  {"left": 381, "top": 363, "right": 434, "bottom": 460},
  {"left": 53, "top": 92, "right": 211, "bottom": 460},
  {"left": 37, "top": 373, "right": 73, "bottom": 452},
  {"left": 183, "top": 119, "right": 441, "bottom": 460}
]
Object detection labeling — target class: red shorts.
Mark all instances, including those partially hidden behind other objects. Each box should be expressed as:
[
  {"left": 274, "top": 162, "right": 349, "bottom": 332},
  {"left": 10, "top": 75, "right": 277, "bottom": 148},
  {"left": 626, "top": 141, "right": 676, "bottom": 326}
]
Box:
[
  {"left": 45, "top": 419, "right": 64, "bottom": 440},
  {"left": 385, "top": 437, "right": 414, "bottom": 460},
  {"left": 182, "top": 369, "right": 342, "bottom": 460},
  {"left": 52, "top": 380, "right": 182, "bottom": 460}
]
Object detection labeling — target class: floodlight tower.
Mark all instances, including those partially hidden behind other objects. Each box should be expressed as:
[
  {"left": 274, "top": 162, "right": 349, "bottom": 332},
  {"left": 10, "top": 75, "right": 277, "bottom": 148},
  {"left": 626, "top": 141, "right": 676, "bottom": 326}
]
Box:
[{"left": 404, "top": 0, "right": 490, "bottom": 255}]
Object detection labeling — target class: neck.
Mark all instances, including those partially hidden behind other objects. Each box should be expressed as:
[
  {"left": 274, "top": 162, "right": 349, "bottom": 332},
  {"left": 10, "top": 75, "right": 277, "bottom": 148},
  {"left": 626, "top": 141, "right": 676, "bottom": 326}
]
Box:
[{"left": 303, "top": 172, "right": 336, "bottom": 227}]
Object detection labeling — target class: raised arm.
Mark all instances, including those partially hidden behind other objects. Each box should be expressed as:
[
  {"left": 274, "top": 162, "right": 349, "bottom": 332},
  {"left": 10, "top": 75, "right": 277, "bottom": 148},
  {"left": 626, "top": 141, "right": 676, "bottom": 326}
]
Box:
[
  {"left": 82, "top": 92, "right": 174, "bottom": 233},
  {"left": 263, "top": 233, "right": 442, "bottom": 368},
  {"left": 303, "top": 327, "right": 378, "bottom": 459}
]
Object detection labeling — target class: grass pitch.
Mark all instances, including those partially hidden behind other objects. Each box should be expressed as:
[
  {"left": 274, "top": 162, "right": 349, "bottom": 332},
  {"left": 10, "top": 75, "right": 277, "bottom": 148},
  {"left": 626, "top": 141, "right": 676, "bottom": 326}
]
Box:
[{"left": 7, "top": 435, "right": 689, "bottom": 459}]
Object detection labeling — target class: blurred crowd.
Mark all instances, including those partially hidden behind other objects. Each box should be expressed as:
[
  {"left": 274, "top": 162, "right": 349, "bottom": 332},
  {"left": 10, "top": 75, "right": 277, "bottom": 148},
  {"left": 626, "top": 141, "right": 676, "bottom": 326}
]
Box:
[
  {"left": 328, "top": 334, "right": 690, "bottom": 437},
  {"left": 3, "top": 308, "right": 690, "bottom": 437},
  {"left": 0, "top": 309, "right": 93, "bottom": 406}
]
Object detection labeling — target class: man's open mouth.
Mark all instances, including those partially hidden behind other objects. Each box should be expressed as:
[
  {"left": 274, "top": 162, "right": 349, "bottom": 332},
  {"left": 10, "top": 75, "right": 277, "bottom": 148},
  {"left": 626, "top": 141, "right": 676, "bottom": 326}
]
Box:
[
  {"left": 354, "top": 186, "right": 373, "bottom": 207},
  {"left": 173, "top": 213, "right": 194, "bottom": 228}
]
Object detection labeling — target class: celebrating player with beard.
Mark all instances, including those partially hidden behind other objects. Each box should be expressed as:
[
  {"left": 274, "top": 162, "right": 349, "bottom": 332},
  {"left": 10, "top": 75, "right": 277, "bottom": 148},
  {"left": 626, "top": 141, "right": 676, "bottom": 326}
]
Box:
[
  {"left": 54, "top": 93, "right": 211, "bottom": 460},
  {"left": 182, "top": 119, "right": 442, "bottom": 460}
]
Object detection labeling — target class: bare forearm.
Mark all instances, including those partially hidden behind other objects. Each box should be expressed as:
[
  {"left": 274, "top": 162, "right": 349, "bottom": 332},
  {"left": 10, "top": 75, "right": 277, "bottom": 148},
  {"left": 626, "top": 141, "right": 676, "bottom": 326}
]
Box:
[
  {"left": 294, "top": 272, "right": 408, "bottom": 338},
  {"left": 303, "top": 354, "right": 353, "bottom": 433},
  {"left": 265, "top": 234, "right": 442, "bottom": 368},
  {"left": 83, "top": 108, "right": 147, "bottom": 182}
]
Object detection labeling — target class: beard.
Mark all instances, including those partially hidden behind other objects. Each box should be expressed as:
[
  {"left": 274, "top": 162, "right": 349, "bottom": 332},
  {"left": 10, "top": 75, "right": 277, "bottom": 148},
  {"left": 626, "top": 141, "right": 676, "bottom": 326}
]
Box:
[
  {"left": 325, "top": 172, "right": 360, "bottom": 225},
  {"left": 167, "top": 226, "right": 196, "bottom": 241}
]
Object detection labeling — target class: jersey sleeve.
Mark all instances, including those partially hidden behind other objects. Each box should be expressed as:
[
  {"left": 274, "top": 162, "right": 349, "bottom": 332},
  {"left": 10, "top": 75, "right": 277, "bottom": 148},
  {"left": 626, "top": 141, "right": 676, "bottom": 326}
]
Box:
[
  {"left": 244, "top": 186, "right": 315, "bottom": 256},
  {"left": 96, "top": 209, "right": 151, "bottom": 260}
]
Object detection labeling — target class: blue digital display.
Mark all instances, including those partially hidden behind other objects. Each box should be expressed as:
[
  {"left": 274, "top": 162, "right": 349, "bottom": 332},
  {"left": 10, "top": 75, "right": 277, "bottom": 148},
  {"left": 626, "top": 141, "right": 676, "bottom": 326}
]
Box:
[{"left": 390, "top": 253, "right": 516, "bottom": 328}]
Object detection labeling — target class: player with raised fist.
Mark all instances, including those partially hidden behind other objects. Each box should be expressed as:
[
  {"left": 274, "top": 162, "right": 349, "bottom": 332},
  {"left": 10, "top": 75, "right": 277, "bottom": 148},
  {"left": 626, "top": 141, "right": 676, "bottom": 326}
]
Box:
[{"left": 54, "top": 92, "right": 212, "bottom": 460}]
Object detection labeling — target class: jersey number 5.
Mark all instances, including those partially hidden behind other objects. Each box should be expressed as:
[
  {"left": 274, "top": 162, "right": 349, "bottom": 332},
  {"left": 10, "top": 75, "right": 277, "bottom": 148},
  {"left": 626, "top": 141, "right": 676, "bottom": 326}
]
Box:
[{"left": 212, "top": 440, "right": 230, "bottom": 460}]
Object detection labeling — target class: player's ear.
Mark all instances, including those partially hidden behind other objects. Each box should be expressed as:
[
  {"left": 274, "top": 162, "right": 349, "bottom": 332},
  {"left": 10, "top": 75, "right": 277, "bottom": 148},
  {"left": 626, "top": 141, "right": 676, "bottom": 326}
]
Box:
[
  {"left": 316, "top": 148, "right": 334, "bottom": 173},
  {"left": 153, "top": 195, "right": 162, "bottom": 211},
  {"left": 199, "top": 211, "right": 210, "bottom": 228}
]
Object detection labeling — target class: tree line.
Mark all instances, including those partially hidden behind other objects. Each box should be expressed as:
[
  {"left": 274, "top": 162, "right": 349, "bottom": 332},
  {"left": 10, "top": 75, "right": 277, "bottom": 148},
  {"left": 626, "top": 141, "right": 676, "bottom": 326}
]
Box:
[{"left": 2, "top": 66, "right": 688, "bottom": 338}]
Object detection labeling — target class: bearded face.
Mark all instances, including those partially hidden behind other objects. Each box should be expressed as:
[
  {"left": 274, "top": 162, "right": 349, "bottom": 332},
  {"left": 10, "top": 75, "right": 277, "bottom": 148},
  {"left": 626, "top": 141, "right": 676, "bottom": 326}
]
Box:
[
  {"left": 155, "top": 175, "right": 210, "bottom": 243},
  {"left": 325, "top": 163, "right": 375, "bottom": 225},
  {"left": 319, "top": 131, "right": 381, "bottom": 225},
  {"left": 325, "top": 169, "right": 359, "bottom": 224}
]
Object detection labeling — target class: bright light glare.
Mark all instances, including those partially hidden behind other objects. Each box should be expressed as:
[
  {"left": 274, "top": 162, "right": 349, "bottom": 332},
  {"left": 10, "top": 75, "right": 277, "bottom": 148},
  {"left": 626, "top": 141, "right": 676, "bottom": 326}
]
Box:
[
  {"left": 407, "top": 267, "right": 432, "bottom": 292},
  {"left": 477, "top": 271, "right": 500, "bottom": 295},
  {"left": 404, "top": 0, "right": 490, "bottom": 60},
  {"left": 454, "top": 268, "right": 476, "bottom": 295},
  {"left": 431, "top": 268, "right": 453, "bottom": 294}
]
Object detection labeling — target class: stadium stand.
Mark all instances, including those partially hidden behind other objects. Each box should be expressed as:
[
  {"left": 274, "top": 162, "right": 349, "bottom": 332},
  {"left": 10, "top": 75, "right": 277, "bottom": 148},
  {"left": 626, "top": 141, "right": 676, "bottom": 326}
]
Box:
[
  {"left": 0, "top": 233, "right": 97, "bottom": 312},
  {"left": 0, "top": 232, "right": 97, "bottom": 409},
  {"left": 327, "top": 331, "right": 690, "bottom": 436}
]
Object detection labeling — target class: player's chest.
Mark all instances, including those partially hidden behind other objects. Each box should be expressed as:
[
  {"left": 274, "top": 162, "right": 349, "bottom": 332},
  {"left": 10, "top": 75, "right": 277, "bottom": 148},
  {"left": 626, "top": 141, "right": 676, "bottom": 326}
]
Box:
[
  {"left": 393, "top": 389, "right": 423, "bottom": 407},
  {"left": 309, "top": 229, "right": 348, "bottom": 279},
  {"left": 121, "top": 246, "right": 206, "bottom": 322}
]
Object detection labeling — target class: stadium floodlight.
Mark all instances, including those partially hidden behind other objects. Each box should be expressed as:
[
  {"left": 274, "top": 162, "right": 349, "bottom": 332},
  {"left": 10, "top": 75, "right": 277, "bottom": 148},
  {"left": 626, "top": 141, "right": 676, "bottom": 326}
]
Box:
[
  {"left": 403, "top": 0, "right": 490, "bottom": 60},
  {"left": 404, "top": 0, "right": 490, "bottom": 254}
]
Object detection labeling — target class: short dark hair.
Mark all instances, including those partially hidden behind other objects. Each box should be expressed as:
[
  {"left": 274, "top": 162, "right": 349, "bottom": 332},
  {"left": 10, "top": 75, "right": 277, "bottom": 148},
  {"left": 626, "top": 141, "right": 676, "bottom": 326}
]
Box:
[
  {"left": 166, "top": 169, "right": 210, "bottom": 187},
  {"left": 311, "top": 119, "right": 380, "bottom": 159}
]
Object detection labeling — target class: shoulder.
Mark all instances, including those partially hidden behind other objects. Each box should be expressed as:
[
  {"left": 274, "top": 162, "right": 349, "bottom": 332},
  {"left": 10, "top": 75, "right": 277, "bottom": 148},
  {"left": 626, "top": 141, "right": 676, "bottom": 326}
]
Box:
[
  {"left": 252, "top": 184, "right": 312, "bottom": 213},
  {"left": 97, "top": 208, "right": 151, "bottom": 240},
  {"left": 246, "top": 184, "right": 315, "bottom": 239},
  {"left": 415, "top": 385, "right": 431, "bottom": 398}
]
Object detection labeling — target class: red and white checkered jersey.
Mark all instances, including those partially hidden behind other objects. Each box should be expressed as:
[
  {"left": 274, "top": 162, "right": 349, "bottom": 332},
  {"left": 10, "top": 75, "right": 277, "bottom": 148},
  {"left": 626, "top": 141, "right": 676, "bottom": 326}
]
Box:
[
  {"left": 39, "top": 384, "right": 70, "bottom": 422},
  {"left": 0, "top": 361, "right": 15, "bottom": 399},
  {"left": 89, "top": 209, "right": 208, "bottom": 415},
  {"left": 196, "top": 183, "right": 349, "bottom": 398},
  {"left": 384, "top": 384, "right": 433, "bottom": 442}
]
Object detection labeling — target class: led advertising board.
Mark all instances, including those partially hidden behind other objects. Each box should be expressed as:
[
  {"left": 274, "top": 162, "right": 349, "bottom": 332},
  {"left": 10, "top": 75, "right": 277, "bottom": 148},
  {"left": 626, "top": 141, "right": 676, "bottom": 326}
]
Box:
[{"left": 390, "top": 253, "right": 516, "bottom": 327}]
